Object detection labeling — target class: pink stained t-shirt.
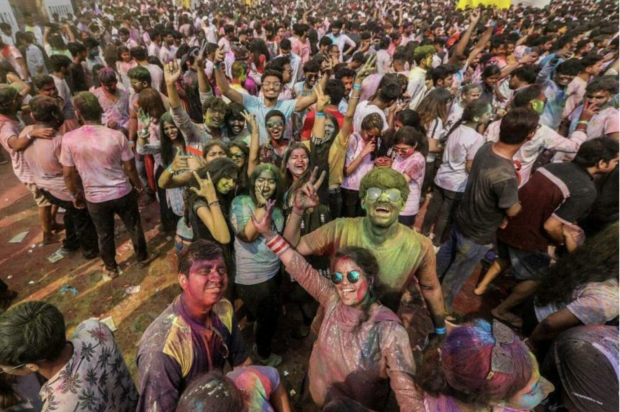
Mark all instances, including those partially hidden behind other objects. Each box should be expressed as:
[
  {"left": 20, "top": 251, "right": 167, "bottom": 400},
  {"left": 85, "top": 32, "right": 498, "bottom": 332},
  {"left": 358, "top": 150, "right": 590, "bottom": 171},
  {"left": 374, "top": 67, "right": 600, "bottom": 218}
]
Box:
[
  {"left": 0, "top": 115, "right": 33, "bottom": 184},
  {"left": 21, "top": 126, "right": 71, "bottom": 201},
  {"left": 59, "top": 125, "right": 134, "bottom": 203},
  {"left": 391, "top": 151, "right": 426, "bottom": 216}
]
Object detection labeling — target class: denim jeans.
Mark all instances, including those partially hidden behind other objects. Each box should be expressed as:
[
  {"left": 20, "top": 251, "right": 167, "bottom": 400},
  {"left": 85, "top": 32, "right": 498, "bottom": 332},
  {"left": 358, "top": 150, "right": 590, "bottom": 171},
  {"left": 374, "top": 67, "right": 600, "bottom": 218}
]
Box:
[
  {"left": 421, "top": 185, "right": 463, "bottom": 246},
  {"left": 155, "top": 165, "right": 180, "bottom": 231},
  {"left": 40, "top": 189, "right": 99, "bottom": 257},
  {"left": 436, "top": 227, "right": 492, "bottom": 312},
  {"left": 86, "top": 190, "right": 147, "bottom": 271}
]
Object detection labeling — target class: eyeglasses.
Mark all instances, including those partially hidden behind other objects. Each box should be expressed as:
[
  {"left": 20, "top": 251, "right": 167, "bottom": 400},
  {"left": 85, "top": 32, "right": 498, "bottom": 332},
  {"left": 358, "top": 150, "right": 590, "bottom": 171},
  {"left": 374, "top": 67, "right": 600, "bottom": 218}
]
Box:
[
  {"left": 266, "top": 120, "right": 284, "bottom": 128},
  {"left": 330, "top": 270, "right": 361, "bottom": 285},
  {"left": 366, "top": 187, "right": 401, "bottom": 202},
  {"left": 0, "top": 364, "right": 25, "bottom": 374},
  {"left": 393, "top": 146, "right": 412, "bottom": 156},
  {"left": 230, "top": 152, "right": 245, "bottom": 159},
  {"left": 306, "top": 74, "right": 319, "bottom": 80},
  {"left": 263, "top": 81, "right": 281, "bottom": 88}
]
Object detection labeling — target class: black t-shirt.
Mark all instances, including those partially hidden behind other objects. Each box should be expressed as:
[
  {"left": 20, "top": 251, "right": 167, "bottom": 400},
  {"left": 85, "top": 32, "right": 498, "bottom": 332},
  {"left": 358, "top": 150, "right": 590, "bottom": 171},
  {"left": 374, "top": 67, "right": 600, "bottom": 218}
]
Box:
[{"left": 455, "top": 143, "right": 519, "bottom": 245}]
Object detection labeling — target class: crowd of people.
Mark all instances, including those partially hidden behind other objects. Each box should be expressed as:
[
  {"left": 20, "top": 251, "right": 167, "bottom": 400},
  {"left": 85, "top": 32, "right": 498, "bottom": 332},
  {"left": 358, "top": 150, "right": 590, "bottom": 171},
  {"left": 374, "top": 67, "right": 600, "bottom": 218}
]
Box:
[{"left": 0, "top": 0, "right": 618, "bottom": 410}]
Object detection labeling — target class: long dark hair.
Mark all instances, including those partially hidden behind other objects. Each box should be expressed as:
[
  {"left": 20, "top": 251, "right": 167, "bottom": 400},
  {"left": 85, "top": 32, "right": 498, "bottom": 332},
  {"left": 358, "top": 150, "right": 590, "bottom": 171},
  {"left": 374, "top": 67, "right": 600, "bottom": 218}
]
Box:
[
  {"left": 137, "top": 88, "right": 167, "bottom": 121},
  {"left": 443, "top": 99, "right": 490, "bottom": 142},
  {"left": 281, "top": 143, "right": 313, "bottom": 206},
  {"left": 417, "top": 88, "right": 452, "bottom": 130},
  {"left": 184, "top": 157, "right": 239, "bottom": 225},
  {"left": 158, "top": 112, "right": 187, "bottom": 166},
  {"left": 228, "top": 140, "right": 250, "bottom": 190},
  {"left": 333, "top": 247, "right": 379, "bottom": 309},
  {"left": 536, "top": 221, "right": 619, "bottom": 307},
  {"left": 248, "top": 163, "right": 284, "bottom": 209}
]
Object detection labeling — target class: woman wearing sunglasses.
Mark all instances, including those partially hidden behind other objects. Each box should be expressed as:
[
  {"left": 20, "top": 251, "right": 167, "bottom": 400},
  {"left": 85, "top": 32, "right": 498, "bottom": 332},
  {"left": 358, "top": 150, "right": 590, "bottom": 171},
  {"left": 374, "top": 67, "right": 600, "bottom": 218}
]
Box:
[
  {"left": 250, "top": 200, "right": 420, "bottom": 411},
  {"left": 259, "top": 110, "right": 289, "bottom": 168}
]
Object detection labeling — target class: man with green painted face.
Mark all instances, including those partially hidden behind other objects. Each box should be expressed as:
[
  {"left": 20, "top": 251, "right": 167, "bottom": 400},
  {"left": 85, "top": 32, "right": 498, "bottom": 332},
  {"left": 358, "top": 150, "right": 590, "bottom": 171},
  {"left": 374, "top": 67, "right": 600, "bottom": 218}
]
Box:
[{"left": 283, "top": 167, "right": 446, "bottom": 345}]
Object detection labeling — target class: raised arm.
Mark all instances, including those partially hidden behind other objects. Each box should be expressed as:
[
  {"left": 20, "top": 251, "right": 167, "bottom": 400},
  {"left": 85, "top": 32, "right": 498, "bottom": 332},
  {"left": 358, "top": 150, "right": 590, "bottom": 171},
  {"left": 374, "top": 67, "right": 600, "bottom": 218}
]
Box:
[
  {"left": 213, "top": 48, "right": 244, "bottom": 105},
  {"left": 164, "top": 60, "right": 184, "bottom": 109},
  {"left": 282, "top": 168, "right": 325, "bottom": 247},
  {"left": 294, "top": 60, "right": 333, "bottom": 112},
  {"left": 241, "top": 111, "right": 260, "bottom": 176},
  {"left": 448, "top": 9, "right": 481, "bottom": 65},
  {"left": 465, "top": 25, "right": 493, "bottom": 68},
  {"left": 190, "top": 171, "right": 231, "bottom": 244},
  {"left": 252, "top": 200, "right": 335, "bottom": 306},
  {"left": 194, "top": 41, "right": 212, "bottom": 95}
]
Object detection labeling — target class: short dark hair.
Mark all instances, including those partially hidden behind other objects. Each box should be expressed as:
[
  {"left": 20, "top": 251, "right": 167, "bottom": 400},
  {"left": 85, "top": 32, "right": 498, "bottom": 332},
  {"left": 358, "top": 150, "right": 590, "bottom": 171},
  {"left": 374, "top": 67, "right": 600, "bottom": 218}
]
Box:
[
  {"left": 201, "top": 95, "right": 228, "bottom": 116},
  {"left": 72, "top": 92, "right": 103, "bottom": 121},
  {"left": 67, "top": 41, "right": 86, "bottom": 57},
  {"left": 499, "top": 108, "right": 539, "bottom": 145},
  {"left": 0, "top": 301, "right": 66, "bottom": 366},
  {"left": 32, "top": 74, "right": 55, "bottom": 91},
  {"left": 378, "top": 81, "right": 401, "bottom": 102},
  {"left": 261, "top": 69, "right": 283, "bottom": 84},
  {"left": 279, "top": 38, "right": 291, "bottom": 50},
  {"left": 431, "top": 65, "right": 455, "bottom": 86},
  {"left": 128, "top": 66, "right": 152, "bottom": 84},
  {"left": 178, "top": 239, "right": 225, "bottom": 276},
  {"left": 325, "top": 79, "right": 345, "bottom": 106},
  {"left": 29, "top": 95, "right": 64, "bottom": 126},
  {"left": 573, "top": 137, "right": 619, "bottom": 168},
  {"left": 555, "top": 59, "right": 583, "bottom": 77},
  {"left": 580, "top": 54, "right": 603, "bottom": 69},
  {"left": 335, "top": 67, "right": 356, "bottom": 80},
  {"left": 49, "top": 54, "right": 71, "bottom": 72},
  {"left": 512, "top": 84, "right": 543, "bottom": 108},
  {"left": 130, "top": 46, "right": 147, "bottom": 61},
  {"left": 511, "top": 66, "right": 537, "bottom": 85},
  {"left": 302, "top": 60, "right": 320, "bottom": 74},
  {"left": 585, "top": 76, "right": 619, "bottom": 94},
  {"left": 319, "top": 37, "right": 332, "bottom": 48}
]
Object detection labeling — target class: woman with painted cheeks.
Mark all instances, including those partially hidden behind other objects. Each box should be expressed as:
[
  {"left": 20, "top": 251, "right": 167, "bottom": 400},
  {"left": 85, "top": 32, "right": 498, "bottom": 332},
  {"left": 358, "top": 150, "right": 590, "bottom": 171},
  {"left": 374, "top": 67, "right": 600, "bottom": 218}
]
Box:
[
  {"left": 229, "top": 164, "right": 286, "bottom": 367},
  {"left": 341, "top": 113, "right": 384, "bottom": 218},
  {"left": 390, "top": 126, "right": 428, "bottom": 228},
  {"left": 282, "top": 146, "right": 331, "bottom": 338},
  {"left": 251, "top": 203, "right": 421, "bottom": 411},
  {"left": 185, "top": 158, "right": 239, "bottom": 295},
  {"left": 416, "top": 319, "right": 554, "bottom": 412},
  {"left": 259, "top": 110, "right": 289, "bottom": 169},
  {"left": 227, "top": 111, "right": 260, "bottom": 193}
]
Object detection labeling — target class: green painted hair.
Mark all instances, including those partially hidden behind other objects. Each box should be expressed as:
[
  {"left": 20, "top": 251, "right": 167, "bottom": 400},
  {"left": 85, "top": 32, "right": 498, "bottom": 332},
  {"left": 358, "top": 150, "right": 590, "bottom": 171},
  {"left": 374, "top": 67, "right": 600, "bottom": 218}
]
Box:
[{"left": 359, "top": 167, "right": 410, "bottom": 203}]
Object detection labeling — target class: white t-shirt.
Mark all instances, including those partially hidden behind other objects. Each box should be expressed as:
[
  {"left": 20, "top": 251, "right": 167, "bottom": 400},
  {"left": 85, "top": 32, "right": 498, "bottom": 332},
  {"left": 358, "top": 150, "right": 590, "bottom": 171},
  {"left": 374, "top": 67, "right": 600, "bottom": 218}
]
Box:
[
  {"left": 435, "top": 125, "right": 485, "bottom": 192},
  {"left": 342, "top": 132, "right": 374, "bottom": 191},
  {"left": 392, "top": 151, "right": 426, "bottom": 216}
]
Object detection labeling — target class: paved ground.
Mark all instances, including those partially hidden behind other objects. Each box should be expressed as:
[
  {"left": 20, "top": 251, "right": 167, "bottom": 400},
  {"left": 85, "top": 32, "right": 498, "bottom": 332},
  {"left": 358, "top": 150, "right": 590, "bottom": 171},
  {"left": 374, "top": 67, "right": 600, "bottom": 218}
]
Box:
[{"left": 0, "top": 160, "right": 513, "bottom": 407}]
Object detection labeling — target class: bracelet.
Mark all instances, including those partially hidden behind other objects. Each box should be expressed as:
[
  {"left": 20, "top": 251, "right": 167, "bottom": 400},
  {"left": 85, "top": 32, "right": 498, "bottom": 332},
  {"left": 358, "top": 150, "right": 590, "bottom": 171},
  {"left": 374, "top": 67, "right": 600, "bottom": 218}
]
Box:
[
  {"left": 256, "top": 203, "right": 266, "bottom": 209},
  {"left": 434, "top": 327, "right": 447, "bottom": 335},
  {"left": 349, "top": 96, "right": 359, "bottom": 100},
  {"left": 208, "top": 201, "right": 220, "bottom": 207},
  {"left": 316, "top": 112, "right": 326, "bottom": 118},
  {"left": 353, "top": 83, "right": 362, "bottom": 90},
  {"left": 167, "top": 164, "right": 175, "bottom": 173},
  {"left": 577, "top": 120, "right": 589, "bottom": 125},
  {"left": 26, "top": 132, "right": 32, "bottom": 140},
  {"left": 214, "top": 62, "right": 222, "bottom": 69},
  {"left": 265, "top": 235, "right": 290, "bottom": 255}
]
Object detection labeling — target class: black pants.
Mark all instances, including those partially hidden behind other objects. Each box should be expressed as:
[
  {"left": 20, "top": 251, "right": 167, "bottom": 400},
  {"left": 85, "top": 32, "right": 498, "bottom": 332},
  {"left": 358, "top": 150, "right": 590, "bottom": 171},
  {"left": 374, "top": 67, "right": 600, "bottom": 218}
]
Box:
[
  {"left": 155, "top": 165, "right": 179, "bottom": 231},
  {"left": 342, "top": 188, "right": 362, "bottom": 218},
  {"left": 40, "top": 189, "right": 99, "bottom": 257},
  {"left": 236, "top": 274, "right": 281, "bottom": 358},
  {"left": 328, "top": 188, "right": 343, "bottom": 219},
  {"left": 86, "top": 190, "right": 147, "bottom": 271},
  {"left": 421, "top": 159, "right": 440, "bottom": 198},
  {"left": 421, "top": 185, "right": 463, "bottom": 246}
]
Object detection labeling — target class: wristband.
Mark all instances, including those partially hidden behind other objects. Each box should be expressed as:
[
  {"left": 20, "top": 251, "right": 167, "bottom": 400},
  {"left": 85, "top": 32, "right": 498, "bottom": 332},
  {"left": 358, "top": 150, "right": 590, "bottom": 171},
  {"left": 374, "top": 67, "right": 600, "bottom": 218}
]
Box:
[
  {"left": 167, "top": 164, "right": 175, "bottom": 173},
  {"left": 266, "top": 235, "right": 290, "bottom": 255},
  {"left": 214, "top": 62, "right": 222, "bottom": 69},
  {"left": 353, "top": 83, "right": 362, "bottom": 90},
  {"left": 577, "top": 120, "right": 589, "bottom": 125},
  {"left": 208, "top": 201, "right": 220, "bottom": 207},
  {"left": 316, "top": 112, "right": 326, "bottom": 118},
  {"left": 26, "top": 132, "right": 32, "bottom": 140},
  {"left": 434, "top": 327, "right": 447, "bottom": 335}
]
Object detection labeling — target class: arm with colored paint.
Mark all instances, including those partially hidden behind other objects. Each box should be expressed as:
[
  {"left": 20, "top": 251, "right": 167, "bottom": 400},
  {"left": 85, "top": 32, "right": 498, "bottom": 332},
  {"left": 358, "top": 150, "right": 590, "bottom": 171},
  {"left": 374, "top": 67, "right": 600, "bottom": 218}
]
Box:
[
  {"left": 242, "top": 111, "right": 260, "bottom": 177},
  {"left": 282, "top": 168, "right": 325, "bottom": 248},
  {"left": 528, "top": 307, "right": 581, "bottom": 352},
  {"left": 191, "top": 171, "right": 231, "bottom": 244},
  {"left": 252, "top": 201, "right": 334, "bottom": 307},
  {"left": 158, "top": 148, "right": 197, "bottom": 189}
]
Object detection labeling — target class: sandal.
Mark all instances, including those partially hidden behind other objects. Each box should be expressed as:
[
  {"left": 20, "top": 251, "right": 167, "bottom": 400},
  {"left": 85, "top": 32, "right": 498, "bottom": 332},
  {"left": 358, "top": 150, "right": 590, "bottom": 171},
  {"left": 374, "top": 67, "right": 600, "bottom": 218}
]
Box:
[{"left": 491, "top": 308, "right": 523, "bottom": 329}]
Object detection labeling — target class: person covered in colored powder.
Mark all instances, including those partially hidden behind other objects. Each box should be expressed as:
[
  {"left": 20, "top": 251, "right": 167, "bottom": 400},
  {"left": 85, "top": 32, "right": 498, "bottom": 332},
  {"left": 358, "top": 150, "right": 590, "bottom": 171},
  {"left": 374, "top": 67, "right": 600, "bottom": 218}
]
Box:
[
  {"left": 252, "top": 202, "right": 421, "bottom": 411},
  {"left": 283, "top": 167, "right": 446, "bottom": 348}
]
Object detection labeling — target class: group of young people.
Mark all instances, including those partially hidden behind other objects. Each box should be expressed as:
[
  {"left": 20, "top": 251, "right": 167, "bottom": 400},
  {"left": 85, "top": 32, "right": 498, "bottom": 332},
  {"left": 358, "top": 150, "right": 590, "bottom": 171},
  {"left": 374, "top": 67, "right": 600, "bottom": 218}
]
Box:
[{"left": 0, "top": 0, "right": 618, "bottom": 410}]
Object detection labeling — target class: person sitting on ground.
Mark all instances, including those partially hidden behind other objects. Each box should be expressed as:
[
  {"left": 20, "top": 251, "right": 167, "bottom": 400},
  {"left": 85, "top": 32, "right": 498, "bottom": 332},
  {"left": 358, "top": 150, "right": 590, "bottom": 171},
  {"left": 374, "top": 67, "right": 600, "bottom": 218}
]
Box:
[
  {"left": 0, "top": 301, "right": 139, "bottom": 411},
  {"left": 137, "top": 240, "right": 250, "bottom": 412}
]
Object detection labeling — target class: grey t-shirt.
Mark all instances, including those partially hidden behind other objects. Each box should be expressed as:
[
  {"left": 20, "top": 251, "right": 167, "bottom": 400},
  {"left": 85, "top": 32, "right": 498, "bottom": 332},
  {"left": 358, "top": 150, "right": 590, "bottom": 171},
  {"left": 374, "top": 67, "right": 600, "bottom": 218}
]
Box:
[{"left": 455, "top": 143, "right": 519, "bottom": 245}]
